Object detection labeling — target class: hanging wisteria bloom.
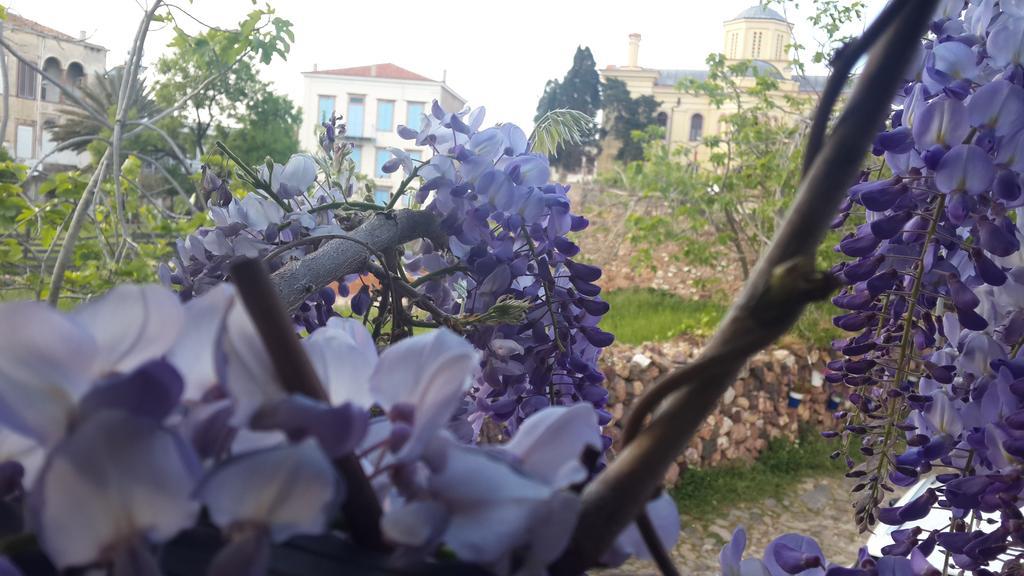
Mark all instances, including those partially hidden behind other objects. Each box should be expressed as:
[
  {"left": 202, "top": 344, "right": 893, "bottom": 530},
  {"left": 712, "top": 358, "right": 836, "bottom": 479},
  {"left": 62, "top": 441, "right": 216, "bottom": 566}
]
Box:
[{"left": 819, "top": 0, "right": 1024, "bottom": 572}]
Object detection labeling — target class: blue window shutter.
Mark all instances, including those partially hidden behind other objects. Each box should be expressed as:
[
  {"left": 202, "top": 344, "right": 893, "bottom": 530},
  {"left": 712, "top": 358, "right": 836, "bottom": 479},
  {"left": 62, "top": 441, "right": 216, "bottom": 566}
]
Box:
[
  {"left": 347, "top": 97, "right": 365, "bottom": 137},
  {"left": 406, "top": 102, "right": 424, "bottom": 130},
  {"left": 317, "top": 95, "right": 335, "bottom": 124},
  {"left": 375, "top": 148, "right": 390, "bottom": 178},
  {"left": 377, "top": 101, "right": 394, "bottom": 132}
]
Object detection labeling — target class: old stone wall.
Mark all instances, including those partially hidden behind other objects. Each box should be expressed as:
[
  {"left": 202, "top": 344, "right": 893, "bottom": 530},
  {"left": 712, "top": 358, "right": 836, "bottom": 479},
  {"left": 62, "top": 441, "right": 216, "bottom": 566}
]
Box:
[{"left": 600, "top": 338, "right": 841, "bottom": 486}]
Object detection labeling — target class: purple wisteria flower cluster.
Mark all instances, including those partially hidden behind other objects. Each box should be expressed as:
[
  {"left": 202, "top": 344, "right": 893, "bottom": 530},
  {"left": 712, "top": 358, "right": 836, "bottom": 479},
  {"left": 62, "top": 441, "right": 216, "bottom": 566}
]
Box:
[
  {"left": 718, "top": 526, "right": 938, "bottom": 576},
  {"left": 164, "top": 152, "right": 351, "bottom": 330},
  {"left": 161, "top": 102, "right": 613, "bottom": 442},
  {"left": 393, "top": 103, "right": 613, "bottom": 438},
  {"left": 0, "top": 283, "right": 674, "bottom": 575},
  {"left": 815, "top": 0, "right": 1024, "bottom": 572}
]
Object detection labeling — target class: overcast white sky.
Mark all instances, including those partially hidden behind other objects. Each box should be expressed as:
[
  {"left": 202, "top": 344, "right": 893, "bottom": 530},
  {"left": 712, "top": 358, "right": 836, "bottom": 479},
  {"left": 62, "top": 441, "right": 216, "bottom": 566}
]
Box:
[{"left": 12, "top": 0, "right": 886, "bottom": 131}]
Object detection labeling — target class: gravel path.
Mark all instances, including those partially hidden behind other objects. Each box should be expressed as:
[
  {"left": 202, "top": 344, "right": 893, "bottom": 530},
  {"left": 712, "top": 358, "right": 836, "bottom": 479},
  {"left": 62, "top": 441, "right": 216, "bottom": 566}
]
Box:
[{"left": 596, "top": 475, "right": 864, "bottom": 575}]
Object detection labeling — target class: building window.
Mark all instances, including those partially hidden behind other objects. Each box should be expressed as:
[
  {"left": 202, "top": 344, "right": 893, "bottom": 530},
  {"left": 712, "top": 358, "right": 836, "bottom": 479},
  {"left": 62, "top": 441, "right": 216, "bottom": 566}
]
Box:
[
  {"left": 17, "top": 61, "right": 36, "bottom": 99},
  {"left": 66, "top": 62, "right": 85, "bottom": 96},
  {"left": 776, "top": 33, "right": 785, "bottom": 61},
  {"left": 41, "top": 119, "right": 57, "bottom": 157},
  {"left": 689, "top": 114, "right": 704, "bottom": 142},
  {"left": 350, "top": 146, "right": 362, "bottom": 173},
  {"left": 406, "top": 102, "right": 424, "bottom": 130},
  {"left": 730, "top": 33, "right": 738, "bottom": 58},
  {"left": 41, "top": 57, "right": 61, "bottom": 103},
  {"left": 752, "top": 32, "right": 763, "bottom": 58},
  {"left": 408, "top": 150, "right": 422, "bottom": 164},
  {"left": 347, "top": 96, "right": 365, "bottom": 137},
  {"left": 318, "top": 95, "right": 335, "bottom": 124},
  {"left": 375, "top": 147, "right": 390, "bottom": 178},
  {"left": 373, "top": 188, "right": 390, "bottom": 205},
  {"left": 15, "top": 125, "right": 33, "bottom": 160},
  {"left": 377, "top": 100, "right": 394, "bottom": 132}
]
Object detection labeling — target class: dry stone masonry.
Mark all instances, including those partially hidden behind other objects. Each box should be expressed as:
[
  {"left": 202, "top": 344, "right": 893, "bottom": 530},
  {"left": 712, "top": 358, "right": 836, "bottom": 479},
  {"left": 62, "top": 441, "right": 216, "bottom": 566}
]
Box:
[{"left": 600, "top": 338, "right": 840, "bottom": 486}]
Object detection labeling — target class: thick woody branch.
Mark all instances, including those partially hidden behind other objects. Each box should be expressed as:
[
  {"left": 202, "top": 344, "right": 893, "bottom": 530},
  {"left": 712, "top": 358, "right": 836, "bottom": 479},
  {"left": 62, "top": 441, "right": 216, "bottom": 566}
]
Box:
[
  {"left": 270, "top": 209, "right": 443, "bottom": 311},
  {"left": 551, "top": 3, "right": 937, "bottom": 573}
]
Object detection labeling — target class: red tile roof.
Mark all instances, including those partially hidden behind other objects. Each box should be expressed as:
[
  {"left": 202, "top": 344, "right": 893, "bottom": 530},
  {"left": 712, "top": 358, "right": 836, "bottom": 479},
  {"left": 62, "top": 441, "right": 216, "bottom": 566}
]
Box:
[
  {"left": 7, "top": 13, "right": 77, "bottom": 42},
  {"left": 308, "top": 63, "right": 435, "bottom": 82}
]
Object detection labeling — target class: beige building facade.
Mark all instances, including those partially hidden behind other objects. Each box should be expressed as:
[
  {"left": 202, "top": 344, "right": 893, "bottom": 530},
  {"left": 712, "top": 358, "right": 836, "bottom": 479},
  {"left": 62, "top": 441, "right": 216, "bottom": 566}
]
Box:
[
  {"left": 599, "top": 6, "right": 824, "bottom": 167},
  {"left": 0, "top": 14, "right": 107, "bottom": 172}
]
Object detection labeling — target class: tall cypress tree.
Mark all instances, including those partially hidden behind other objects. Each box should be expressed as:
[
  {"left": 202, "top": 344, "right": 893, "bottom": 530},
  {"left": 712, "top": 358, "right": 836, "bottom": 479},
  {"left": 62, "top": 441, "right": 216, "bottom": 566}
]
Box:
[
  {"left": 534, "top": 47, "right": 602, "bottom": 172},
  {"left": 601, "top": 78, "right": 661, "bottom": 163}
]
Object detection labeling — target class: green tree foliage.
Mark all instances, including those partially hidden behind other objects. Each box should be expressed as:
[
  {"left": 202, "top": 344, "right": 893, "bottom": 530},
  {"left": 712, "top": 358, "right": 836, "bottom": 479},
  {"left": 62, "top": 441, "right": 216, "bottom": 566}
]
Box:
[
  {"left": 674, "top": 55, "right": 810, "bottom": 279},
  {"left": 601, "top": 78, "right": 661, "bottom": 163},
  {"left": 153, "top": 7, "right": 298, "bottom": 158},
  {"left": 2, "top": 6, "right": 298, "bottom": 305},
  {"left": 534, "top": 47, "right": 602, "bottom": 172},
  {"left": 214, "top": 85, "right": 301, "bottom": 166},
  {"left": 0, "top": 157, "right": 203, "bottom": 302}
]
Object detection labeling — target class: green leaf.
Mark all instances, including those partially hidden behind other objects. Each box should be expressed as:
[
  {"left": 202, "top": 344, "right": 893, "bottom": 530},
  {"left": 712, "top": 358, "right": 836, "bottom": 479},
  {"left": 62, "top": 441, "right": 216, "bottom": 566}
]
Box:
[{"left": 528, "top": 109, "right": 595, "bottom": 157}]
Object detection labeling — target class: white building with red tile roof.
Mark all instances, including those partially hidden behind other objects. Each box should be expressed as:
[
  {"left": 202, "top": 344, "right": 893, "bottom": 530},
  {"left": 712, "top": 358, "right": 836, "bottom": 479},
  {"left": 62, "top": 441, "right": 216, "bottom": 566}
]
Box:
[{"left": 300, "top": 62, "right": 467, "bottom": 201}]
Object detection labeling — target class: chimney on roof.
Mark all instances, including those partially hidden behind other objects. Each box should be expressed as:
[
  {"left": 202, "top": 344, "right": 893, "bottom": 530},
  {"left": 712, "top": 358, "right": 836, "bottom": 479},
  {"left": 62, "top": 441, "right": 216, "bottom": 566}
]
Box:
[
  {"left": 370, "top": 64, "right": 377, "bottom": 76},
  {"left": 79, "top": 31, "right": 86, "bottom": 40},
  {"left": 628, "top": 33, "right": 641, "bottom": 68},
  {"left": 443, "top": 69, "right": 447, "bottom": 83},
  {"left": 313, "top": 63, "right": 318, "bottom": 71}
]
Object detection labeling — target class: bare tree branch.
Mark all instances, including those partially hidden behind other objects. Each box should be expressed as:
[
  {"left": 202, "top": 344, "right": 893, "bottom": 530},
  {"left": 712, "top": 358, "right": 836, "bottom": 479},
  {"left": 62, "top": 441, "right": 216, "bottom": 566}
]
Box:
[
  {"left": 130, "top": 151, "right": 197, "bottom": 214},
  {"left": 111, "top": 0, "right": 164, "bottom": 247},
  {"left": 128, "top": 118, "right": 192, "bottom": 172},
  {"left": 549, "top": 3, "right": 938, "bottom": 573},
  {"left": 47, "top": 150, "right": 111, "bottom": 305}
]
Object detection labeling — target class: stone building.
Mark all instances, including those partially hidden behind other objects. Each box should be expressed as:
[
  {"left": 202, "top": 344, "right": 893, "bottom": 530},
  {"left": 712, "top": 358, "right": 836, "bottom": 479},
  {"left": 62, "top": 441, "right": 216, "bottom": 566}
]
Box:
[
  {"left": 0, "top": 13, "right": 107, "bottom": 171},
  {"left": 300, "top": 63, "right": 467, "bottom": 204},
  {"left": 598, "top": 5, "right": 826, "bottom": 169}
]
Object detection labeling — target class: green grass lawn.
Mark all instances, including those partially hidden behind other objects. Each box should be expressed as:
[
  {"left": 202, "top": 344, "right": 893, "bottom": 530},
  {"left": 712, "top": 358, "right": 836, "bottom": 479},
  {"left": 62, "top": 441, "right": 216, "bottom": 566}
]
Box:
[
  {"left": 671, "top": 428, "right": 846, "bottom": 521},
  {"left": 599, "top": 288, "right": 839, "bottom": 348},
  {"left": 600, "top": 288, "right": 727, "bottom": 345}
]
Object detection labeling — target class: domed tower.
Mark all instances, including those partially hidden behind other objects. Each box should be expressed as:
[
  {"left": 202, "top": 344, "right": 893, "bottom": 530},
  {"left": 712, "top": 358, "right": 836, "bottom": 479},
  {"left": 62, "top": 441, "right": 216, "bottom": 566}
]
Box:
[{"left": 723, "top": 5, "right": 794, "bottom": 76}]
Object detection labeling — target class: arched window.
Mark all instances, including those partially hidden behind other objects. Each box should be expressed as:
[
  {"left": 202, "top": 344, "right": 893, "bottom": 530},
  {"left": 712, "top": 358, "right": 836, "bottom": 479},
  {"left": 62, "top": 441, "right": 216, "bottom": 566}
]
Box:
[
  {"left": 41, "top": 57, "right": 62, "bottom": 103},
  {"left": 752, "top": 32, "right": 763, "bottom": 58},
  {"left": 66, "top": 62, "right": 85, "bottom": 96},
  {"left": 689, "top": 114, "right": 704, "bottom": 141},
  {"left": 656, "top": 111, "right": 668, "bottom": 128}
]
